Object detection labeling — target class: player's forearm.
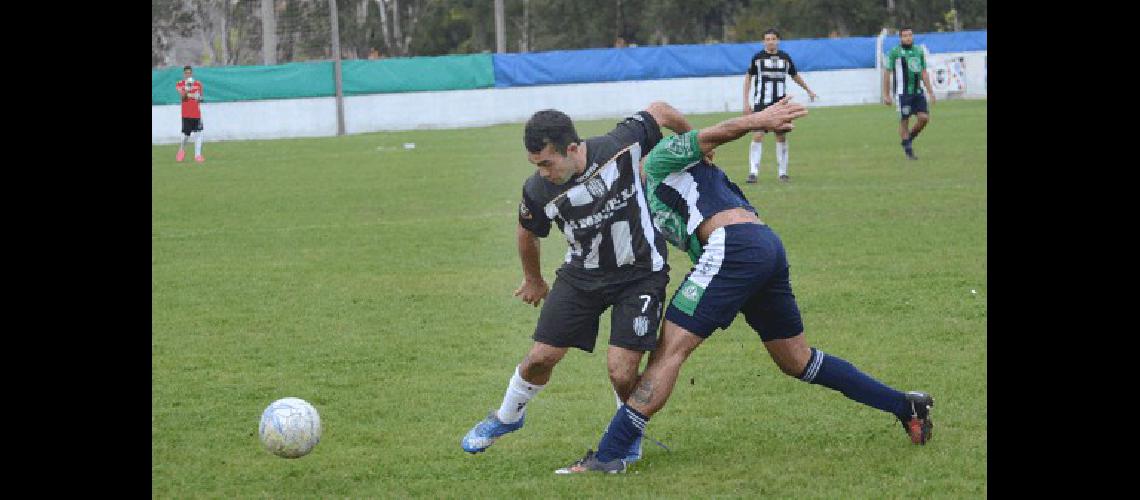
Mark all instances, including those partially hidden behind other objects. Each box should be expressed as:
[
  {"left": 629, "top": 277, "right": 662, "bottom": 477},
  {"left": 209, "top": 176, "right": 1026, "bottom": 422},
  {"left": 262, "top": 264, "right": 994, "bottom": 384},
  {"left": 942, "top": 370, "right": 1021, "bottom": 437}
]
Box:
[
  {"left": 882, "top": 71, "right": 891, "bottom": 95},
  {"left": 696, "top": 115, "right": 759, "bottom": 154},
  {"left": 517, "top": 225, "right": 544, "bottom": 282},
  {"left": 645, "top": 101, "right": 692, "bottom": 135},
  {"left": 793, "top": 75, "right": 812, "bottom": 93}
]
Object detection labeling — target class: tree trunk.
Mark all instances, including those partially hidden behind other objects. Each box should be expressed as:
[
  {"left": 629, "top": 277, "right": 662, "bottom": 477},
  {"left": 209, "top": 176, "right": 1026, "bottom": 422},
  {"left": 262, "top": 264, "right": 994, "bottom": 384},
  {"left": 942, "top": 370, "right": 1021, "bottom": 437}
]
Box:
[
  {"left": 220, "top": 1, "right": 231, "bottom": 65},
  {"left": 262, "top": 0, "right": 277, "bottom": 65},
  {"left": 391, "top": 0, "right": 403, "bottom": 56},
  {"left": 375, "top": 0, "right": 393, "bottom": 56}
]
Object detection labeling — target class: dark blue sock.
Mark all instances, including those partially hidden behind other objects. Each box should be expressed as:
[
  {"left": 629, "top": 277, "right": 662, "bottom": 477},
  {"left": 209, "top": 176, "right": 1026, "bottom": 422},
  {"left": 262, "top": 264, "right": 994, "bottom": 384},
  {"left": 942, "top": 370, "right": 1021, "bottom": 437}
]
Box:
[
  {"left": 594, "top": 404, "right": 648, "bottom": 462},
  {"left": 800, "top": 348, "right": 908, "bottom": 419}
]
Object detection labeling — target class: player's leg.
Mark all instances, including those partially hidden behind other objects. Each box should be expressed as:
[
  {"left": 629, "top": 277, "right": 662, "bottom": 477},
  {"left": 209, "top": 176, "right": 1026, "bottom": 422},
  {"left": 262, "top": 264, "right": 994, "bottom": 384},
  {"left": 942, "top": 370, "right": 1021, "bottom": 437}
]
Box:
[
  {"left": 741, "top": 226, "right": 934, "bottom": 444},
  {"left": 898, "top": 97, "right": 918, "bottom": 160},
  {"left": 193, "top": 120, "right": 205, "bottom": 162},
  {"left": 462, "top": 278, "right": 605, "bottom": 454},
  {"left": 775, "top": 131, "right": 789, "bottom": 182},
  {"left": 558, "top": 227, "right": 756, "bottom": 472},
  {"left": 177, "top": 119, "right": 190, "bottom": 162},
  {"left": 747, "top": 103, "right": 765, "bottom": 183},
  {"left": 910, "top": 100, "right": 930, "bottom": 142},
  {"left": 554, "top": 320, "right": 703, "bottom": 474},
  {"left": 602, "top": 269, "right": 668, "bottom": 462}
]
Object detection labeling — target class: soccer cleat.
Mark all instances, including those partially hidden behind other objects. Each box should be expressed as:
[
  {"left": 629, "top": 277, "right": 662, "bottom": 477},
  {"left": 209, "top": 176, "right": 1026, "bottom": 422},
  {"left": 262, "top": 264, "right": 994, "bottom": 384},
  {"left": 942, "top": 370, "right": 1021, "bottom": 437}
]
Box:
[
  {"left": 779, "top": 175, "right": 790, "bottom": 183},
  {"left": 899, "top": 391, "right": 934, "bottom": 445},
  {"left": 176, "top": 149, "right": 185, "bottom": 162},
  {"left": 746, "top": 173, "right": 758, "bottom": 184},
  {"left": 195, "top": 155, "right": 205, "bottom": 163},
  {"left": 554, "top": 449, "right": 627, "bottom": 474},
  {"left": 461, "top": 410, "right": 525, "bottom": 454}
]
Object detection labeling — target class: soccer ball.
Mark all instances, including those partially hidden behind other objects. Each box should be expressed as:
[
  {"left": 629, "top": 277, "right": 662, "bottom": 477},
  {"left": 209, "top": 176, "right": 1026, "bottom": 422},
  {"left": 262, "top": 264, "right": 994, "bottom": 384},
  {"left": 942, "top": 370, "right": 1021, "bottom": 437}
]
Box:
[{"left": 259, "top": 397, "right": 322, "bottom": 458}]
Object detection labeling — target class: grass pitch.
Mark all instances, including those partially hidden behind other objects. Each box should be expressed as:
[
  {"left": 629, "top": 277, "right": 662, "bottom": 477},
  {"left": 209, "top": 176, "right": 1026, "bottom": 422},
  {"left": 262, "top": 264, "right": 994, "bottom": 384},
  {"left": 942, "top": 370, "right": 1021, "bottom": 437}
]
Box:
[{"left": 152, "top": 99, "right": 987, "bottom": 497}]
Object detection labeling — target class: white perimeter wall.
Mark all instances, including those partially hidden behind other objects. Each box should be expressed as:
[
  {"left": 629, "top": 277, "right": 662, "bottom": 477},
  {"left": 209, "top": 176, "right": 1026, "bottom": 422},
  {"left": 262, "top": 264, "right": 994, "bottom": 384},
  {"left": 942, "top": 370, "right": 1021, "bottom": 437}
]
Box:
[{"left": 152, "top": 51, "right": 986, "bottom": 145}]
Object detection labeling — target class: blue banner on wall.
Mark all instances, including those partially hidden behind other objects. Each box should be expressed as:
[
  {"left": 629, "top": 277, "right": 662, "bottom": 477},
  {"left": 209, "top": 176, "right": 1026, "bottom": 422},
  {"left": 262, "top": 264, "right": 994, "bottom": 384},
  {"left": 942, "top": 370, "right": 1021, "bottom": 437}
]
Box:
[{"left": 493, "top": 30, "right": 986, "bottom": 88}]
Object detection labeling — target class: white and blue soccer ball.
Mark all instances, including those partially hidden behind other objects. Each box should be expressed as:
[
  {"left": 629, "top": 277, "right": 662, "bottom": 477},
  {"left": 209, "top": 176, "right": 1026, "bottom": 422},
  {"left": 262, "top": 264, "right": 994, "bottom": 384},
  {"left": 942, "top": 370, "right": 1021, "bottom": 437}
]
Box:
[{"left": 259, "top": 397, "right": 322, "bottom": 458}]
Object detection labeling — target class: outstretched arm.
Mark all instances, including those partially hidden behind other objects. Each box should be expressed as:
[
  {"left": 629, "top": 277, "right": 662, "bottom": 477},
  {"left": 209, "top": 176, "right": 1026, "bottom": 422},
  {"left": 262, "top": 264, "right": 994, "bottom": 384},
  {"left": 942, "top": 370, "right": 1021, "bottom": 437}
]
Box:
[
  {"left": 696, "top": 96, "right": 807, "bottom": 154},
  {"left": 644, "top": 101, "right": 692, "bottom": 136}
]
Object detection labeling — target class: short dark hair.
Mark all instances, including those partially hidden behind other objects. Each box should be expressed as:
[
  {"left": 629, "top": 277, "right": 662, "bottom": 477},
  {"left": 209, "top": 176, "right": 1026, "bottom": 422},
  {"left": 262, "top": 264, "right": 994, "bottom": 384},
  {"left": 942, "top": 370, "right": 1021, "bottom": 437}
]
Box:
[
  {"left": 899, "top": 27, "right": 914, "bottom": 34},
  {"left": 183, "top": 65, "right": 193, "bottom": 71},
  {"left": 763, "top": 28, "right": 780, "bottom": 39},
  {"left": 524, "top": 110, "right": 581, "bottom": 155}
]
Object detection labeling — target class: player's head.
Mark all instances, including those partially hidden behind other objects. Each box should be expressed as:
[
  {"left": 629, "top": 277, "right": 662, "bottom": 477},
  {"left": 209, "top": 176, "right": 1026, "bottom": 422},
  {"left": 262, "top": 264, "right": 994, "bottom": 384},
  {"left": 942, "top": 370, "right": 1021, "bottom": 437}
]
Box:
[
  {"left": 183, "top": 65, "right": 193, "bottom": 79},
  {"left": 763, "top": 29, "right": 780, "bottom": 51},
  {"left": 524, "top": 109, "right": 582, "bottom": 185},
  {"left": 899, "top": 28, "right": 914, "bottom": 47}
]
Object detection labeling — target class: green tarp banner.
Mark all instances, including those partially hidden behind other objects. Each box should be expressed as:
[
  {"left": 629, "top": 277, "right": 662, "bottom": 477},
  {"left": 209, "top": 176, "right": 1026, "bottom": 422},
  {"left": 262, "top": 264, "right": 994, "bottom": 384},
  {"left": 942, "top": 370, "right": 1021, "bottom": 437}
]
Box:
[
  {"left": 152, "top": 54, "right": 494, "bottom": 105},
  {"left": 152, "top": 61, "right": 335, "bottom": 105},
  {"left": 342, "top": 53, "right": 495, "bottom": 95}
]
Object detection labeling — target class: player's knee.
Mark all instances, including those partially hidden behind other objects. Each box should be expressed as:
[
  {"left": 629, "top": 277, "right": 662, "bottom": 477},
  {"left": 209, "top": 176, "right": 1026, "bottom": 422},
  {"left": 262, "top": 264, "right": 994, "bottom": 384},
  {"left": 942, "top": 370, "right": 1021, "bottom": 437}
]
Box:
[
  {"left": 607, "top": 362, "right": 637, "bottom": 387},
  {"left": 521, "top": 350, "right": 563, "bottom": 375},
  {"left": 777, "top": 357, "right": 806, "bottom": 378}
]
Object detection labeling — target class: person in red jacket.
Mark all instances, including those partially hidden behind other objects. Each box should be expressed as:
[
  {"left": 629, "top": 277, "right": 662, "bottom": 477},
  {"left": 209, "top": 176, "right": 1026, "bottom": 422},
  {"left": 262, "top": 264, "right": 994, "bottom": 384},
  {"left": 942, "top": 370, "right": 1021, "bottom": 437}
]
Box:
[{"left": 175, "top": 65, "right": 206, "bottom": 163}]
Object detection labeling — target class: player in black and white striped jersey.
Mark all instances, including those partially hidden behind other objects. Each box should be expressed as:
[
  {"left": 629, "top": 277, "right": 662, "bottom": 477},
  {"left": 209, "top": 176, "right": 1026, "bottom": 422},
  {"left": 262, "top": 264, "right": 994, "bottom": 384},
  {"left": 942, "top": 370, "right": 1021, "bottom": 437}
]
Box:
[
  {"left": 743, "top": 29, "right": 818, "bottom": 184},
  {"left": 461, "top": 101, "right": 693, "bottom": 462}
]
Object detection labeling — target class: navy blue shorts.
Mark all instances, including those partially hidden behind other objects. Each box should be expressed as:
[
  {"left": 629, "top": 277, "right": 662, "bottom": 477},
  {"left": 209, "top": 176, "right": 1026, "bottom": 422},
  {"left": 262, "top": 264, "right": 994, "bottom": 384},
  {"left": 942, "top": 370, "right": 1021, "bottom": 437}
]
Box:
[
  {"left": 664, "top": 223, "right": 804, "bottom": 341},
  {"left": 897, "top": 94, "right": 928, "bottom": 119}
]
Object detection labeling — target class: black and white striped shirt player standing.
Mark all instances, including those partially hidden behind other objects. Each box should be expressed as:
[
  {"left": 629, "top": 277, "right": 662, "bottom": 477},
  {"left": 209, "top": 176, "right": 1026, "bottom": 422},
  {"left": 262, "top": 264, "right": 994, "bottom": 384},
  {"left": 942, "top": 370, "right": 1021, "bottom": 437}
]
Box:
[
  {"left": 742, "top": 28, "right": 817, "bottom": 184},
  {"left": 460, "top": 102, "right": 695, "bottom": 459}
]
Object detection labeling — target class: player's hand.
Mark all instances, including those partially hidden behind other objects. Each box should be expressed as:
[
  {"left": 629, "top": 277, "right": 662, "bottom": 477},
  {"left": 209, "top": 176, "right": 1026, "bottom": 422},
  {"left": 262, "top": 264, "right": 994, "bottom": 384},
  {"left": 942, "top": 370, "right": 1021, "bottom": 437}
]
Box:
[
  {"left": 743, "top": 106, "right": 752, "bottom": 116},
  {"left": 750, "top": 96, "right": 807, "bottom": 132},
  {"left": 514, "top": 278, "right": 550, "bottom": 307},
  {"left": 704, "top": 149, "right": 716, "bottom": 163},
  {"left": 882, "top": 95, "right": 893, "bottom": 106},
  {"left": 928, "top": 94, "right": 936, "bottom": 106}
]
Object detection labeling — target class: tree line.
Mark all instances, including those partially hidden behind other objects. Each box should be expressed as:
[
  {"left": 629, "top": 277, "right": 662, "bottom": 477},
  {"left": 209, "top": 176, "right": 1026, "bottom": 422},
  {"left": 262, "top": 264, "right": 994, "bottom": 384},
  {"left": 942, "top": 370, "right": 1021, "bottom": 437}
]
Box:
[{"left": 153, "top": 0, "right": 986, "bottom": 68}]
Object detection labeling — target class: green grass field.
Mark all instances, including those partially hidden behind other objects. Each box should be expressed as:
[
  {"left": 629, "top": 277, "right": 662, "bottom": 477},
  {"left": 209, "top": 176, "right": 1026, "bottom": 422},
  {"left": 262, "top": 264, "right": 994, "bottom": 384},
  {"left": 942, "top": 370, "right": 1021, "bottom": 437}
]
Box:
[{"left": 152, "top": 99, "right": 987, "bottom": 498}]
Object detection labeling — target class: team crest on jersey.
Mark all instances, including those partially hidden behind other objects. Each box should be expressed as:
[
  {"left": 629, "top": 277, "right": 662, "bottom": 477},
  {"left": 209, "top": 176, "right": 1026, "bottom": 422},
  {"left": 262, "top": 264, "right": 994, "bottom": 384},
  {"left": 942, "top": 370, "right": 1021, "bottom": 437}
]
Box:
[
  {"left": 519, "top": 201, "right": 532, "bottom": 219},
  {"left": 908, "top": 57, "right": 922, "bottom": 69},
  {"left": 585, "top": 178, "right": 607, "bottom": 198}
]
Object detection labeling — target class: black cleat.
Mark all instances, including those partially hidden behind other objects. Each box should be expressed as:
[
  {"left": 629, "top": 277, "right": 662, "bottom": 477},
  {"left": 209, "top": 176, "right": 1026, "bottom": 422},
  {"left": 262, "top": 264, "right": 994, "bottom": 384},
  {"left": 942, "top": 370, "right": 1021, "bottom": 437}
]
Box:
[
  {"left": 746, "top": 173, "right": 758, "bottom": 184},
  {"left": 905, "top": 149, "right": 918, "bottom": 160},
  {"left": 553, "top": 449, "right": 627, "bottom": 474},
  {"left": 899, "top": 391, "right": 934, "bottom": 445},
  {"left": 779, "top": 175, "right": 790, "bottom": 183}
]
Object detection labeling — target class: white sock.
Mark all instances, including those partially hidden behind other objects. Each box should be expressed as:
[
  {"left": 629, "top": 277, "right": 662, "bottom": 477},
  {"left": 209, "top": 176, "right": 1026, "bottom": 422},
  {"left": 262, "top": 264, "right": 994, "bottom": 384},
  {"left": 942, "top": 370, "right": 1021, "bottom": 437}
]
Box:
[
  {"left": 776, "top": 141, "right": 789, "bottom": 177},
  {"left": 496, "top": 365, "right": 545, "bottom": 424},
  {"left": 194, "top": 132, "right": 203, "bottom": 156},
  {"left": 749, "top": 141, "right": 762, "bottom": 175}
]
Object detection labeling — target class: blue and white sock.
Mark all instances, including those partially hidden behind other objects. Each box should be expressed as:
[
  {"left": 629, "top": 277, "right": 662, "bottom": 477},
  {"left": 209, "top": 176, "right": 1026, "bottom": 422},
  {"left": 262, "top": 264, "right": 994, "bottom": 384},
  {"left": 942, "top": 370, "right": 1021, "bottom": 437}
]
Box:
[
  {"left": 800, "top": 348, "right": 909, "bottom": 419},
  {"left": 594, "top": 404, "right": 648, "bottom": 462}
]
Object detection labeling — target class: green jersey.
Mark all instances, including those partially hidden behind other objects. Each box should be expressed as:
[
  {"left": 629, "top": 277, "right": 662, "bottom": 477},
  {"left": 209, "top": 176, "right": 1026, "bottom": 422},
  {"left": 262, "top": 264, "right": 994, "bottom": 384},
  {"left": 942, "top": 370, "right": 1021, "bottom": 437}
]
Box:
[
  {"left": 643, "top": 130, "right": 760, "bottom": 264},
  {"left": 885, "top": 44, "right": 927, "bottom": 96}
]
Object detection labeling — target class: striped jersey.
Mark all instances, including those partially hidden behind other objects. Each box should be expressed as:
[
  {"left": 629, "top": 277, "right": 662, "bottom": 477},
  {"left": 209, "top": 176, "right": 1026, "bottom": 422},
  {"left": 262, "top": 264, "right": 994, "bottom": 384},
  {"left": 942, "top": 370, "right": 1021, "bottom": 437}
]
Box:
[
  {"left": 885, "top": 44, "right": 927, "bottom": 96},
  {"left": 642, "top": 130, "right": 757, "bottom": 263},
  {"left": 748, "top": 50, "right": 798, "bottom": 107},
  {"left": 519, "top": 112, "right": 669, "bottom": 289}
]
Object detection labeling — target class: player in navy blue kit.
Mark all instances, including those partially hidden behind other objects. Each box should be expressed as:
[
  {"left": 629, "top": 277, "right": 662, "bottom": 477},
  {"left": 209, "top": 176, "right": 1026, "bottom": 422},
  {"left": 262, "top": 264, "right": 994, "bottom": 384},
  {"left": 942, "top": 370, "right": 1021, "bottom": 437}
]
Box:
[{"left": 555, "top": 97, "right": 934, "bottom": 474}]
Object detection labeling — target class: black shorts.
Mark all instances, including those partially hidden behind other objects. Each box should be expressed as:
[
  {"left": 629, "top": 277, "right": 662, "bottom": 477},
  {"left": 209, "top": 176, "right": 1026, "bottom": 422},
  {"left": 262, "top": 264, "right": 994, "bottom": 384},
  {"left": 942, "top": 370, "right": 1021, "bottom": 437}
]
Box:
[
  {"left": 533, "top": 270, "right": 669, "bottom": 353},
  {"left": 182, "top": 117, "right": 204, "bottom": 135}
]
